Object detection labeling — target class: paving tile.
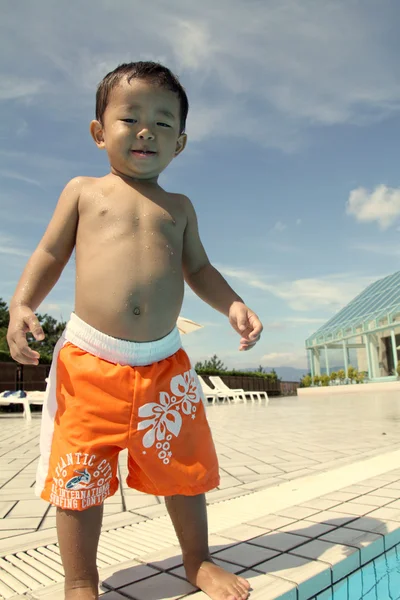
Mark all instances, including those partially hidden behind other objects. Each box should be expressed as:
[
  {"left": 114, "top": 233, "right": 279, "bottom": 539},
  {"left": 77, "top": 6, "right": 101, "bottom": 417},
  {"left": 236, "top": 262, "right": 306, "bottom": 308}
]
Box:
[
  {"left": 143, "top": 545, "right": 184, "bottom": 571},
  {"left": 329, "top": 502, "right": 376, "bottom": 517},
  {"left": 249, "top": 531, "right": 309, "bottom": 553},
  {"left": 306, "top": 510, "right": 359, "bottom": 527},
  {"left": 352, "top": 494, "right": 393, "bottom": 508},
  {"left": 7, "top": 499, "right": 48, "bottom": 519},
  {"left": 300, "top": 499, "right": 340, "bottom": 511},
  {"left": 255, "top": 553, "right": 331, "bottom": 600},
  {"left": 0, "top": 501, "right": 16, "bottom": 518},
  {"left": 0, "top": 517, "right": 41, "bottom": 530},
  {"left": 320, "top": 527, "right": 383, "bottom": 565},
  {"left": 340, "top": 485, "right": 376, "bottom": 494},
  {"left": 345, "top": 517, "right": 400, "bottom": 551},
  {"left": 371, "top": 487, "right": 400, "bottom": 499},
  {"left": 247, "top": 515, "right": 296, "bottom": 530},
  {"left": 382, "top": 481, "right": 400, "bottom": 490},
  {"left": 102, "top": 563, "right": 158, "bottom": 590},
  {"left": 119, "top": 571, "right": 196, "bottom": 599},
  {"left": 291, "top": 538, "right": 359, "bottom": 583},
  {"left": 321, "top": 491, "right": 360, "bottom": 502},
  {"left": 280, "top": 520, "right": 335, "bottom": 539},
  {"left": 366, "top": 506, "right": 400, "bottom": 522},
  {"left": 213, "top": 542, "right": 279, "bottom": 568},
  {"left": 218, "top": 524, "right": 271, "bottom": 542},
  {"left": 276, "top": 506, "right": 319, "bottom": 520}
]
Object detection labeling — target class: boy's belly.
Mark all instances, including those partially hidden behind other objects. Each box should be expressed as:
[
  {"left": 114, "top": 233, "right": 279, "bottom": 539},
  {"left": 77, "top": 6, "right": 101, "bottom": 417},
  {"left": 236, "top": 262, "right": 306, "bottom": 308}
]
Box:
[{"left": 74, "top": 255, "right": 185, "bottom": 342}]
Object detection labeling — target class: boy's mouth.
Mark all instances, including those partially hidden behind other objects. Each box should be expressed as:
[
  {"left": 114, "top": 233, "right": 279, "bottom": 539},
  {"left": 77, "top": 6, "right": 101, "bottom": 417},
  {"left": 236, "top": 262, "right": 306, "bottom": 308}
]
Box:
[{"left": 131, "top": 150, "right": 157, "bottom": 158}]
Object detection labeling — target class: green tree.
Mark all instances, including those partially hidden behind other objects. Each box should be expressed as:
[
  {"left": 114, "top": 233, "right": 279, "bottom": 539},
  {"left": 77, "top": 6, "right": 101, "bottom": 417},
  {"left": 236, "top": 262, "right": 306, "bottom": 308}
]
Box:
[
  {"left": 313, "top": 375, "right": 321, "bottom": 386},
  {"left": 195, "top": 355, "right": 227, "bottom": 372},
  {"left": 330, "top": 371, "right": 338, "bottom": 383},
  {"left": 321, "top": 374, "right": 330, "bottom": 386},
  {"left": 347, "top": 365, "right": 357, "bottom": 382},
  {"left": 301, "top": 374, "right": 312, "bottom": 387},
  {"left": 337, "top": 369, "right": 345, "bottom": 383}
]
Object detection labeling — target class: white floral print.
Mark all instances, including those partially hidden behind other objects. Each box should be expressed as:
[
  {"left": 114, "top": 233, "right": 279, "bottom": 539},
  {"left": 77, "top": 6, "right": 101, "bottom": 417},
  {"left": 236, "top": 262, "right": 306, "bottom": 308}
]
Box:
[{"left": 137, "top": 369, "right": 202, "bottom": 465}]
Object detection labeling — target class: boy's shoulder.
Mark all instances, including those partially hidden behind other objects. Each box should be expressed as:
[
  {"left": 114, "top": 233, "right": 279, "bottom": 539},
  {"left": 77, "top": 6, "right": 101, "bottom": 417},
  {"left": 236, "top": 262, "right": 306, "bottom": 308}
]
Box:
[{"left": 65, "top": 174, "right": 108, "bottom": 191}]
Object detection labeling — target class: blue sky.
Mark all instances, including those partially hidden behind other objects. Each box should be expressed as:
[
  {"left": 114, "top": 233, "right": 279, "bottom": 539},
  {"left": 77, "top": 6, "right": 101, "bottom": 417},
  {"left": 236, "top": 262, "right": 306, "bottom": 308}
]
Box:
[{"left": 1, "top": 0, "right": 400, "bottom": 371}]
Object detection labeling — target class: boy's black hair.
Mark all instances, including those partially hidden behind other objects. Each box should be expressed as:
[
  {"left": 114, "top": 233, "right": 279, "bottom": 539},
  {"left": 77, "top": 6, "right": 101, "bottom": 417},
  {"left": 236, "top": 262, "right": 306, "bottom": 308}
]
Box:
[{"left": 96, "top": 61, "right": 189, "bottom": 134}]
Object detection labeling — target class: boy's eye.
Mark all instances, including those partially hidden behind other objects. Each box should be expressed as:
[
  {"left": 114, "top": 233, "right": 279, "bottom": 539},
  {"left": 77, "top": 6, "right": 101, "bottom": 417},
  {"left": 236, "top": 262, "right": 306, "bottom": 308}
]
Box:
[
  {"left": 157, "top": 122, "right": 171, "bottom": 128},
  {"left": 121, "top": 118, "right": 136, "bottom": 123}
]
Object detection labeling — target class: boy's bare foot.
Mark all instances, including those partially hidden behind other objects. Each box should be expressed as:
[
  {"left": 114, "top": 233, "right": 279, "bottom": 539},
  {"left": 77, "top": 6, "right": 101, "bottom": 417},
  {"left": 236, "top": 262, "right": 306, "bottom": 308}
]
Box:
[{"left": 186, "top": 559, "right": 251, "bottom": 600}]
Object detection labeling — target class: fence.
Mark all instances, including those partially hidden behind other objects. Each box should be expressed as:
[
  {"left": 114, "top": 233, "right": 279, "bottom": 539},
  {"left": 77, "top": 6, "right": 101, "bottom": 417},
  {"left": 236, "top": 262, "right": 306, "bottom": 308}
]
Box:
[
  {"left": 0, "top": 363, "right": 50, "bottom": 393},
  {"left": 0, "top": 362, "right": 299, "bottom": 396}
]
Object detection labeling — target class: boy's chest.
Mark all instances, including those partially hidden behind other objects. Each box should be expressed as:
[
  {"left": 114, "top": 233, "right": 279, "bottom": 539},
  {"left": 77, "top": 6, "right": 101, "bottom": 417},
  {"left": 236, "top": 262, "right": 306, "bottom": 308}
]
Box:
[{"left": 81, "top": 193, "right": 186, "bottom": 240}]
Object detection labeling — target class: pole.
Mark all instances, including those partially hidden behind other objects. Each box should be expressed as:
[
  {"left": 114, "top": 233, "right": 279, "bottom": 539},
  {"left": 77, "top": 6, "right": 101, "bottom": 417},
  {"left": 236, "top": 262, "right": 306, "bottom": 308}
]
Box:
[
  {"left": 391, "top": 330, "right": 398, "bottom": 375},
  {"left": 343, "top": 341, "right": 349, "bottom": 381}
]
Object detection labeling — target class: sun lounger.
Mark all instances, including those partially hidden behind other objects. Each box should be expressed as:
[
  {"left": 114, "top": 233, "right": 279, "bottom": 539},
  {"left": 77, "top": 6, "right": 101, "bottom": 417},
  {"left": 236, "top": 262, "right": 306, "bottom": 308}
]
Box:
[
  {"left": 197, "top": 376, "right": 231, "bottom": 404},
  {"left": 208, "top": 377, "right": 245, "bottom": 403},
  {"left": 0, "top": 390, "right": 33, "bottom": 421},
  {"left": 209, "top": 376, "right": 269, "bottom": 403}
]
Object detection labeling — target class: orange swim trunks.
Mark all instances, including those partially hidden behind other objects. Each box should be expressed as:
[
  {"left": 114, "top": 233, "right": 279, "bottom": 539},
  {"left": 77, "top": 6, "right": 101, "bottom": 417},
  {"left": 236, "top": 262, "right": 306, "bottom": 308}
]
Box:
[{"left": 35, "top": 313, "right": 220, "bottom": 510}]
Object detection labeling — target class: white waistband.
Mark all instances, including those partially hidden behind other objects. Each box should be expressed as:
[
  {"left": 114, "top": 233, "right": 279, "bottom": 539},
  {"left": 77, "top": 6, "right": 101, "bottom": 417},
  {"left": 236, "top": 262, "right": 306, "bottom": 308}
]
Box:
[{"left": 64, "top": 313, "right": 182, "bottom": 366}]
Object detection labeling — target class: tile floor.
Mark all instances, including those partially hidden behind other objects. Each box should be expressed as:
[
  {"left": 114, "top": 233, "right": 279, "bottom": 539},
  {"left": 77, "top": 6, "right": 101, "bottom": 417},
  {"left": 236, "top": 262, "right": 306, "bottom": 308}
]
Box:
[{"left": 1, "top": 391, "right": 400, "bottom": 599}]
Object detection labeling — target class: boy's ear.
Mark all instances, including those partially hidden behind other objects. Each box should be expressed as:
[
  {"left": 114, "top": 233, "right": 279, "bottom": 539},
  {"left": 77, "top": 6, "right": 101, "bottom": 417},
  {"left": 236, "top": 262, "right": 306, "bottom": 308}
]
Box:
[
  {"left": 174, "top": 133, "right": 187, "bottom": 157},
  {"left": 90, "top": 120, "right": 106, "bottom": 149}
]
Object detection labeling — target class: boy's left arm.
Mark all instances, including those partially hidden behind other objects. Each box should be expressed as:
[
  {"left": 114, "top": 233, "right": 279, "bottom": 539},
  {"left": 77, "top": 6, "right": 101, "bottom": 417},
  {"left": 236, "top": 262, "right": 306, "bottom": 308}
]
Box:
[{"left": 181, "top": 197, "right": 263, "bottom": 351}]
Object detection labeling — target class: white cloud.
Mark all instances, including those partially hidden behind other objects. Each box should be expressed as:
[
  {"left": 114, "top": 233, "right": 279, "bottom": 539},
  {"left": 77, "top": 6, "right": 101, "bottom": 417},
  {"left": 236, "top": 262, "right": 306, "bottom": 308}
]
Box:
[
  {"left": 0, "top": 238, "right": 30, "bottom": 257},
  {"left": 352, "top": 242, "right": 400, "bottom": 256},
  {"left": 261, "top": 351, "right": 307, "bottom": 369},
  {"left": 346, "top": 185, "right": 400, "bottom": 229},
  {"left": 0, "top": 169, "right": 41, "bottom": 186},
  {"left": 1, "top": 1, "right": 400, "bottom": 150},
  {"left": 265, "top": 317, "right": 326, "bottom": 331},
  {"left": 220, "top": 266, "right": 378, "bottom": 312},
  {"left": 0, "top": 77, "right": 44, "bottom": 100},
  {"left": 273, "top": 221, "right": 287, "bottom": 232}
]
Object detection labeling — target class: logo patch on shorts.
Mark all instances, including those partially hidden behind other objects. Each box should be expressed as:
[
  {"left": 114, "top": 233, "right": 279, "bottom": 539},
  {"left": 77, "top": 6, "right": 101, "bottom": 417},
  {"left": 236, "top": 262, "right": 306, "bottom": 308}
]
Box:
[
  {"left": 65, "top": 468, "right": 94, "bottom": 490},
  {"left": 49, "top": 453, "right": 113, "bottom": 509}
]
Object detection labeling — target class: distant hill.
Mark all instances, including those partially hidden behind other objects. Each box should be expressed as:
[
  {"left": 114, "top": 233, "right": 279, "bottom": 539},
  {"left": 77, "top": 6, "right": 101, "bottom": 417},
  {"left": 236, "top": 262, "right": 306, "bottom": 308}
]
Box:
[
  {"left": 264, "top": 366, "right": 307, "bottom": 382},
  {"left": 241, "top": 366, "right": 307, "bottom": 382}
]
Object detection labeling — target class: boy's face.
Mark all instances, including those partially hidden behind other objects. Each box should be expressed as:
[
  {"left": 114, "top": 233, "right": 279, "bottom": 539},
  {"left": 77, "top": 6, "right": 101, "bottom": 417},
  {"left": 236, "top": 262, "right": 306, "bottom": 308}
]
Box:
[{"left": 91, "top": 78, "right": 187, "bottom": 182}]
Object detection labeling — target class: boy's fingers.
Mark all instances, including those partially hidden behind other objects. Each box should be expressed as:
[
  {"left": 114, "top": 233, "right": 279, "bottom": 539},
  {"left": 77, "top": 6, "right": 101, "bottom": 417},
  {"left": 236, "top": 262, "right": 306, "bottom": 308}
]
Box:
[{"left": 28, "top": 317, "right": 45, "bottom": 340}]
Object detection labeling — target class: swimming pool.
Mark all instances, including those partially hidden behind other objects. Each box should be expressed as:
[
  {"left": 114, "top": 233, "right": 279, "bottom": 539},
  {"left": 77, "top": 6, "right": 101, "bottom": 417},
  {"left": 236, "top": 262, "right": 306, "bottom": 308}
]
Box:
[{"left": 318, "top": 544, "right": 400, "bottom": 599}]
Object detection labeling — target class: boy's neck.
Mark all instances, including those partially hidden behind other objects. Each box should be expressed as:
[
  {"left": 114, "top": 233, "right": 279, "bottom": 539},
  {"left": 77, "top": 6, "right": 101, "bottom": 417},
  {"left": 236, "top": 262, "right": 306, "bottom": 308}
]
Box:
[{"left": 110, "top": 167, "right": 160, "bottom": 186}]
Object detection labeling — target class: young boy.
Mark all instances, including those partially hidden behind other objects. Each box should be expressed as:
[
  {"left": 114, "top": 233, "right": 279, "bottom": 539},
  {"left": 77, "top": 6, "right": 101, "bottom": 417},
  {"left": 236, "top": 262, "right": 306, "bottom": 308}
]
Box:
[{"left": 7, "top": 62, "right": 263, "bottom": 600}]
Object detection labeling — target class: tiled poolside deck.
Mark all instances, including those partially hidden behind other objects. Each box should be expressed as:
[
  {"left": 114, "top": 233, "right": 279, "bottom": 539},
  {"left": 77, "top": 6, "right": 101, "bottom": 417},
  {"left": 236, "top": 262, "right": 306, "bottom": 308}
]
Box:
[{"left": 1, "top": 392, "right": 400, "bottom": 599}]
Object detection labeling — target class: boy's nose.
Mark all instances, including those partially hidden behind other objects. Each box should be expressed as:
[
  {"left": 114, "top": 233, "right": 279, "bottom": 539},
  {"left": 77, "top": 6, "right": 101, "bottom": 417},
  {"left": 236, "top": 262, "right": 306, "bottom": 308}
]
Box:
[{"left": 137, "top": 128, "right": 155, "bottom": 140}]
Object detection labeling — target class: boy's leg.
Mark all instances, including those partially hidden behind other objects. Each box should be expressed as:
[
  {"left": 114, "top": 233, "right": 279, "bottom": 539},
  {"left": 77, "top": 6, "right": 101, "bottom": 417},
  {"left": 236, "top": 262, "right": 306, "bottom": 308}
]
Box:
[
  {"left": 57, "top": 504, "right": 103, "bottom": 600},
  {"left": 165, "top": 494, "right": 250, "bottom": 600}
]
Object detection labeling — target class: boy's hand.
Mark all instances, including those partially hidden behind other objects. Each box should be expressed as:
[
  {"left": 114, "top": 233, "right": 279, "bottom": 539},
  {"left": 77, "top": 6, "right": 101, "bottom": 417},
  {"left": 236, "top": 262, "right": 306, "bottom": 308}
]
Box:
[
  {"left": 7, "top": 307, "right": 45, "bottom": 365},
  {"left": 228, "top": 302, "right": 263, "bottom": 351}
]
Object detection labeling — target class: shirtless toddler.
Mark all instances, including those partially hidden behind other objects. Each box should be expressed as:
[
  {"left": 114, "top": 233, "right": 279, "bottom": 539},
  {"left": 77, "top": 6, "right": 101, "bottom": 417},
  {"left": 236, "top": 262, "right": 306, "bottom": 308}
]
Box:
[{"left": 7, "top": 62, "right": 263, "bottom": 600}]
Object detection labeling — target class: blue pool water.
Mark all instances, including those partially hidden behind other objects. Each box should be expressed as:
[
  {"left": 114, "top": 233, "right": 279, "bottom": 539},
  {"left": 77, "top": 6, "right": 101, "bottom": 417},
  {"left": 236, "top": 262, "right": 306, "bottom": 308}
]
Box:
[{"left": 321, "top": 545, "right": 400, "bottom": 599}]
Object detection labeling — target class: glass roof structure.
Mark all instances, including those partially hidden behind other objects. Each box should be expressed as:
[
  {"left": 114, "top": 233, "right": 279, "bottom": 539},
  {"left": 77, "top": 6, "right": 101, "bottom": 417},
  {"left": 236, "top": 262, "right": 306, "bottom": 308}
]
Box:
[{"left": 306, "top": 271, "right": 400, "bottom": 348}]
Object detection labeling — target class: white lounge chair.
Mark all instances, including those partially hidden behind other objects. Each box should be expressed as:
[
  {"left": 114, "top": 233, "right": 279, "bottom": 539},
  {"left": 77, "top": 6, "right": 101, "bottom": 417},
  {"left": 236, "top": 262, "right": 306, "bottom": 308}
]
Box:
[
  {"left": 197, "top": 376, "right": 230, "bottom": 404},
  {"left": 209, "top": 376, "right": 269, "bottom": 404},
  {"left": 0, "top": 390, "right": 33, "bottom": 421},
  {"left": 208, "top": 377, "right": 245, "bottom": 403}
]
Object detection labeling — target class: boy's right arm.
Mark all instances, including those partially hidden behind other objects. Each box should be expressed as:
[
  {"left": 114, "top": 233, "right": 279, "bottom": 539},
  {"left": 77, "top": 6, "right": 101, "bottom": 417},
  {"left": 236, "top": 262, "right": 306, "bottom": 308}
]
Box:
[{"left": 7, "top": 177, "right": 83, "bottom": 365}]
